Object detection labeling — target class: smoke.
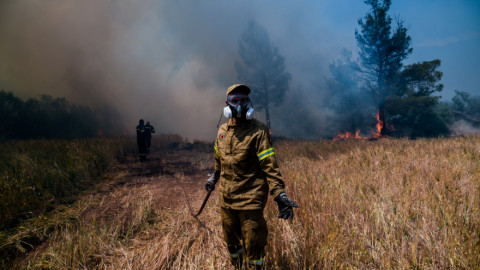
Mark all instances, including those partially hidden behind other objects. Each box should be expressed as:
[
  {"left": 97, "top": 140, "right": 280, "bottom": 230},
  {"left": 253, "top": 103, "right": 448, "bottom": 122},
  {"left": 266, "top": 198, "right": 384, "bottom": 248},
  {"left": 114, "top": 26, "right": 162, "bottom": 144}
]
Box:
[
  {"left": 0, "top": 0, "right": 357, "bottom": 140},
  {"left": 450, "top": 120, "right": 480, "bottom": 136}
]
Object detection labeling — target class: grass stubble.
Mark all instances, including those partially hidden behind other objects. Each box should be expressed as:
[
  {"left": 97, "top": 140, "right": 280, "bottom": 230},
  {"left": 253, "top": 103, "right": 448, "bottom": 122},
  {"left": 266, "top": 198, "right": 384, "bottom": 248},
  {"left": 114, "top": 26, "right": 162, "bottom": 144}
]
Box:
[{"left": 4, "top": 136, "right": 480, "bottom": 269}]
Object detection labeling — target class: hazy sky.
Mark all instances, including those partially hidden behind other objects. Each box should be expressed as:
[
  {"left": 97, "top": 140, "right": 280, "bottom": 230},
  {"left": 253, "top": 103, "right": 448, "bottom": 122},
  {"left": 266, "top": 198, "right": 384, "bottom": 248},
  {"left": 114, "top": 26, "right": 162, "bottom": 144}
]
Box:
[{"left": 0, "top": 0, "right": 479, "bottom": 139}]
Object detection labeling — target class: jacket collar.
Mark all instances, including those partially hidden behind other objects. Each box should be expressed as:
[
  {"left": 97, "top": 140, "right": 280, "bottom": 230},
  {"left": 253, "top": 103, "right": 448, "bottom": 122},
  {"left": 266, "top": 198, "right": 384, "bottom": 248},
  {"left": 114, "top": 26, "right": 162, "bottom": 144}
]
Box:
[{"left": 227, "top": 118, "right": 250, "bottom": 127}]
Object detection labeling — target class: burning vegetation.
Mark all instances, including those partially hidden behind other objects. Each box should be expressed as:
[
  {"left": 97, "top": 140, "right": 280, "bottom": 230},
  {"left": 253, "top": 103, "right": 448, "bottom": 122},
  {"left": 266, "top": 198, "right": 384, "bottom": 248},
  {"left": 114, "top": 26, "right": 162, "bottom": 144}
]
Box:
[{"left": 333, "top": 111, "right": 386, "bottom": 141}]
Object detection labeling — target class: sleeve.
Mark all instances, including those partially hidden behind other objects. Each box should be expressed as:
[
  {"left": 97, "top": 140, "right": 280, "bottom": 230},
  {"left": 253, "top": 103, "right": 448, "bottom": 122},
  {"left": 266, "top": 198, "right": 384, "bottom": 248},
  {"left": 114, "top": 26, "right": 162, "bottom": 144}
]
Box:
[
  {"left": 256, "top": 127, "right": 285, "bottom": 198},
  {"left": 151, "top": 126, "right": 155, "bottom": 133},
  {"left": 213, "top": 137, "right": 221, "bottom": 179}
]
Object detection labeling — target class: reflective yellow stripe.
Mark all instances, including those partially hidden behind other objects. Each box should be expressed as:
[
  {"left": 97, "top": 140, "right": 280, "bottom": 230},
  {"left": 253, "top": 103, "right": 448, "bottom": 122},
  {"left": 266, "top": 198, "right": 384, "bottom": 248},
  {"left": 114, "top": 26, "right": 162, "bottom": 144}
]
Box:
[
  {"left": 257, "top": 148, "right": 274, "bottom": 161},
  {"left": 214, "top": 142, "right": 220, "bottom": 156},
  {"left": 248, "top": 258, "right": 265, "bottom": 265}
]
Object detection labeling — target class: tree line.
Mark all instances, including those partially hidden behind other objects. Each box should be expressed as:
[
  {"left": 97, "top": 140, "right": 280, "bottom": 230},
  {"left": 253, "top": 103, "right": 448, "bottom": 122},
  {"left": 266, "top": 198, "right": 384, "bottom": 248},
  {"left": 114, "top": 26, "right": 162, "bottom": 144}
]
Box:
[
  {"left": 3, "top": 0, "right": 479, "bottom": 140},
  {"left": 0, "top": 91, "right": 120, "bottom": 141},
  {"left": 235, "top": 0, "right": 479, "bottom": 138}
]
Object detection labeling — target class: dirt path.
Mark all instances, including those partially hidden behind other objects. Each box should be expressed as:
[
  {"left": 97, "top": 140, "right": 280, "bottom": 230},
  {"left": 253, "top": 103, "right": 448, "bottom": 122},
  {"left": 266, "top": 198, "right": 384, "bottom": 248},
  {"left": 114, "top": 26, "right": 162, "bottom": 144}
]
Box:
[
  {"left": 17, "top": 148, "right": 215, "bottom": 268},
  {"left": 92, "top": 150, "right": 214, "bottom": 219}
]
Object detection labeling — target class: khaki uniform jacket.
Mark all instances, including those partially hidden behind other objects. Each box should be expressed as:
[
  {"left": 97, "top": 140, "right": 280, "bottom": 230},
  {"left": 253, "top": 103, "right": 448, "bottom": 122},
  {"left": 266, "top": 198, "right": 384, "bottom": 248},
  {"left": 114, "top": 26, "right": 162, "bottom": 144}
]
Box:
[{"left": 214, "top": 118, "right": 285, "bottom": 210}]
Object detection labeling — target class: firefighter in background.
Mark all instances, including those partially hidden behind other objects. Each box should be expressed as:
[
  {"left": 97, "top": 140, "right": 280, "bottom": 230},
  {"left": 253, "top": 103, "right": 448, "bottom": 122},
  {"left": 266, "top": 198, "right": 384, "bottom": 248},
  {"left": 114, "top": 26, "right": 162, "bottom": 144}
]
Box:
[
  {"left": 136, "top": 119, "right": 147, "bottom": 161},
  {"left": 205, "top": 84, "right": 299, "bottom": 269},
  {"left": 144, "top": 121, "right": 155, "bottom": 154}
]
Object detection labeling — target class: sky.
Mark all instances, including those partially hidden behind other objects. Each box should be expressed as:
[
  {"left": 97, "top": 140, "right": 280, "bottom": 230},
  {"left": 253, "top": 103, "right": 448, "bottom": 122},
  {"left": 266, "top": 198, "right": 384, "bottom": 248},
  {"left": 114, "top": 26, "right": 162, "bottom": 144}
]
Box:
[
  {"left": 0, "top": 0, "right": 479, "bottom": 139},
  {"left": 322, "top": 0, "right": 480, "bottom": 100}
]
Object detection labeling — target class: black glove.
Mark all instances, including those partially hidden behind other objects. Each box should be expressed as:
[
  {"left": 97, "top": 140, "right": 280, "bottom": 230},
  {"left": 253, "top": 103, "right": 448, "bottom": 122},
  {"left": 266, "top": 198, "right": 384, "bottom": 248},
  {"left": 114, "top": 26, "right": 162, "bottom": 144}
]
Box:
[
  {"left": 274, "top": 192, "right": 300, "bottom": 220},
  {"left": 205, "top": 173, "right": 218, "bottom": 192}
]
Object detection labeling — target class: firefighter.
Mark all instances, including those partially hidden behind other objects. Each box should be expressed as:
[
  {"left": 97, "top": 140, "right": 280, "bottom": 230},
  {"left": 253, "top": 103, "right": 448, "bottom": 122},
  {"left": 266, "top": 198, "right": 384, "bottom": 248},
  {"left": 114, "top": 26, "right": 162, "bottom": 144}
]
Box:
[
  {"left": 144, "top": 121, "right": 155, "bottom": 154},
  {"left": 205, "top": 84, "right": 299, "bottom": 269},
  {"left": 136, "top": 119, "right": 147, "bottom": 161}
]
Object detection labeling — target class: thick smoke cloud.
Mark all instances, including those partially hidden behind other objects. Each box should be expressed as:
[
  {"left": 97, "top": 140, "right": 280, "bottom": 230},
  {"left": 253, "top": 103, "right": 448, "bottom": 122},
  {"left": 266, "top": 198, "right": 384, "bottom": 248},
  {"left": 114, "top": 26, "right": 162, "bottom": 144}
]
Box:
[{"left": 0, "top": 0, "right": 353, "bottom": 140}]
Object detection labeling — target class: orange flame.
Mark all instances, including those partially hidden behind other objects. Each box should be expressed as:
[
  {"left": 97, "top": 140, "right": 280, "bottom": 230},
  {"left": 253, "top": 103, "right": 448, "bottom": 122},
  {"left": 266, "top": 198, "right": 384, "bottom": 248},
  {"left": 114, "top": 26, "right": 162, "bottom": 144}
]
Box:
[
  {"left": 333, "top": 111, "right": 391, "bottom": 141},
  {"left": 333, "top": 129, "right": 366, "bottom": 141},
  {"left": 371, "top": 111, "right": 383, "bottom": 138}
]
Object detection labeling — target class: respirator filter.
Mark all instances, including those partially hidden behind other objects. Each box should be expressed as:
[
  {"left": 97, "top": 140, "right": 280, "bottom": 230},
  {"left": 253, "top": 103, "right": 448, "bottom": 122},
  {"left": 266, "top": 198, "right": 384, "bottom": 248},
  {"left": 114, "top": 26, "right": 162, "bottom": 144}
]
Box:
[
  {"left": 223, "top": 106, "right": 254, "bottom": 120},
  {"left": 223, "top": 94, "right": 255, "bottom": 120}
]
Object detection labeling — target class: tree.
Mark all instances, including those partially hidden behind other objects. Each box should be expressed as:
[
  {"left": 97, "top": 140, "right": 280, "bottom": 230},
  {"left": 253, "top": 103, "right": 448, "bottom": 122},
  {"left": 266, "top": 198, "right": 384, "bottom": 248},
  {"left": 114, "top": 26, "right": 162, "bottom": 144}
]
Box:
[
  {"left": 326, "top": 49, "right": 374, "bottom": 135},
  {"left": 394, "top": 59, "right": 444, "bottom": 97},
  {"left": 385, "top": 60, "right": 449, "bottom": 137},
  {"left": 0, "top": 91, "right": 24, "bottom": 140},
  {"left": 355, "top": 0, "right": 412, "bottom": 135},
  {"left": 385, "top": 59, "right": 449, "bottom": 137},
  {"left": 235, "top": 21, "right": 291, "bottom": 130},
  {"left": 0, "top": 91, "right": 118, "bottom": 140}
]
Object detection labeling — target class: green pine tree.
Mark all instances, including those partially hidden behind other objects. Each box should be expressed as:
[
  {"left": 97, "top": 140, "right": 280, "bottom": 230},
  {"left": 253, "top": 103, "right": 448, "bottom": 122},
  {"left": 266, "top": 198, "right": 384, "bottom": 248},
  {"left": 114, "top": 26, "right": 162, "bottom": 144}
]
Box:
[{"left": 355, "top": 0, "right": 412, "bottom": 135}]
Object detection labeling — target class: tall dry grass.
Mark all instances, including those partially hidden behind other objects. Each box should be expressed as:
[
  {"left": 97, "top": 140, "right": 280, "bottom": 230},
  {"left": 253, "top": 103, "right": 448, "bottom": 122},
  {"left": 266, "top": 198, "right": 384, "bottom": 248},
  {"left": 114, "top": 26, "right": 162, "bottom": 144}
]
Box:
[
  {"left": 269, "top": 137, "right": 480, "bottom": 269},
  {"left": 0, "top": 138, "right": 123, "bottom": 227},
  {"left": 0, "top": 138, "right": 126, "bottom": 268},
  {"left": 13, "top": 136, "right": 480, "bottom": 269}
]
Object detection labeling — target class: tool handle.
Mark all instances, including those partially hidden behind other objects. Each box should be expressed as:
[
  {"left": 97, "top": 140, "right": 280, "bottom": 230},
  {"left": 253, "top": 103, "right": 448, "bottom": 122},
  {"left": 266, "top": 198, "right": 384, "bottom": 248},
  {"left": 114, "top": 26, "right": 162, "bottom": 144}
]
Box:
[{"left": 194, "top": 190, "right": 212, "bottom": 217}]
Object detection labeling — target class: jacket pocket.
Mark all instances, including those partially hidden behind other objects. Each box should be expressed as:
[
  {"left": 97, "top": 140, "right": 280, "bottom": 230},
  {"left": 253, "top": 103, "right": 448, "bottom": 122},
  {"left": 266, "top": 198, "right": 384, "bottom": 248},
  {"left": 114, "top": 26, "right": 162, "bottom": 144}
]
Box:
[{"left": 233, "top": 147, "right": 259, "bottom": 177}]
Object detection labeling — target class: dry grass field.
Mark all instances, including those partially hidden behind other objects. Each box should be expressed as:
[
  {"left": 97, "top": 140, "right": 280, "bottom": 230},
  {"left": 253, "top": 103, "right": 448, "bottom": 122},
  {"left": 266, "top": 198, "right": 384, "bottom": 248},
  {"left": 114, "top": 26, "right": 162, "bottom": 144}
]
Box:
[{"left": 2, "top": 136, "right": 479, "bottom": 269}]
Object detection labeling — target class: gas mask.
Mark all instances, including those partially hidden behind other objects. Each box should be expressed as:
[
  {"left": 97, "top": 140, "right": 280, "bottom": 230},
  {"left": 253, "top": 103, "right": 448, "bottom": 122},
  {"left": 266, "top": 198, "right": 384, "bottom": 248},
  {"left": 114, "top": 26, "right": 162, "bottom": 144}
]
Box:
[{"left": 223, "top": 94, "right": 255, "bottom": 120}]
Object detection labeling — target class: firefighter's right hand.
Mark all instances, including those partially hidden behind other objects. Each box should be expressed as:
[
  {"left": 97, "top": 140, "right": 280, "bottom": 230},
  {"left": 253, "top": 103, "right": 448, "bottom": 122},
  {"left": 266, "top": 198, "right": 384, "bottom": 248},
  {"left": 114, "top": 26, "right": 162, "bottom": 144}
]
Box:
[{"left": 205, "top": 173, "right": 218, "bottom": 192}]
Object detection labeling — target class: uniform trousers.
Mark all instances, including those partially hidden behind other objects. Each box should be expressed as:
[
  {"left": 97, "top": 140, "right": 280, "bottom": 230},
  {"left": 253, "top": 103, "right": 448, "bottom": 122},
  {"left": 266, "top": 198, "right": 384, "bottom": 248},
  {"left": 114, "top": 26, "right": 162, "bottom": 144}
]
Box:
[{"left": 221, "top": 207, "right": 267, "bottom": 269}]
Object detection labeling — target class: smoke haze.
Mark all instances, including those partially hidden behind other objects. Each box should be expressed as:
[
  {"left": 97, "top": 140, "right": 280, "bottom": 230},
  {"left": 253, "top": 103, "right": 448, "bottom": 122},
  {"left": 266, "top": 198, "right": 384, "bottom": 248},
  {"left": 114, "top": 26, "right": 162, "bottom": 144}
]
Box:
[
  {"left": 450, "top": 120, "right": 480, "bottom": 136},
  {"left": 1, "top": 0, "right": 353, "bottom": 139},
  {"left": 3, "top": 0, "right": 462, "bottom": 140}
]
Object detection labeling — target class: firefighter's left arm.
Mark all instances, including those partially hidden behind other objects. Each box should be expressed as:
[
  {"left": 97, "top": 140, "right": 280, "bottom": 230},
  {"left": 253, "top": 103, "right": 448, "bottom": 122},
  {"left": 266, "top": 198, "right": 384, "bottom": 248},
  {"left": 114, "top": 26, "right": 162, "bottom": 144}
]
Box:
[{"left": 256, "top": 128, "right": 285, "bottom": 199}]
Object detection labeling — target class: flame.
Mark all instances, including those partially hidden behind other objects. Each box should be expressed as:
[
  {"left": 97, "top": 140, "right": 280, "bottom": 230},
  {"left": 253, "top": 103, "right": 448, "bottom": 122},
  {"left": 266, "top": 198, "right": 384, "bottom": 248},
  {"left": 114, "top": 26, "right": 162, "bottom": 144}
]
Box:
[
  {"left": 371, "top": 111, "right": 383, "bottom": 138},
  {"left": 333, "top": 111, "right": 392, "bottom": 141},
  {"left": 333, "top": 129, "right": 366, "bottom": 141}
]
